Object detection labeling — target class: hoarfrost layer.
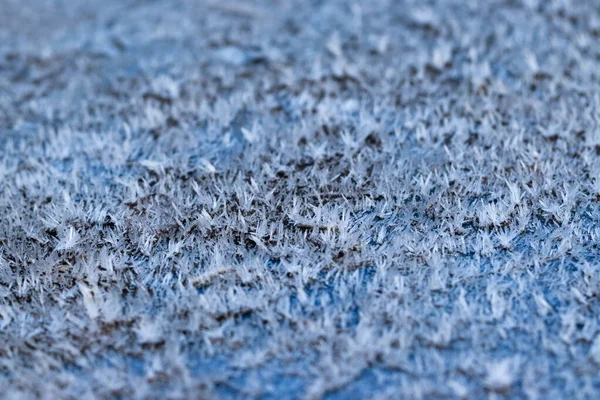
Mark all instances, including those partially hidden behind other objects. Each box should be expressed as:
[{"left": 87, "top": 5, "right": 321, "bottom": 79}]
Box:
[{"left": 1, "top": 0, "right": 600, "bottom": 398}]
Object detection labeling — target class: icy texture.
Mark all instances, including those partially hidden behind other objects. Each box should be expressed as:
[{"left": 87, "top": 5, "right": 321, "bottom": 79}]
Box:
[{"left": 2, "top": 0, "right": 600, "bottom": 398}]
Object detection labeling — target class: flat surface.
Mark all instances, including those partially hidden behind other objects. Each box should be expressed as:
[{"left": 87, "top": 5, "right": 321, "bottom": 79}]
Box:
[{"left": 1, "top": 0, "right": 600, "bottom": 398}]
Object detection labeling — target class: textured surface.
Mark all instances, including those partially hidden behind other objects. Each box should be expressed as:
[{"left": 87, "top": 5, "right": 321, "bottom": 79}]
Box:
[{"left": 2, "top": 0, "right": 600, "bottom": 398}]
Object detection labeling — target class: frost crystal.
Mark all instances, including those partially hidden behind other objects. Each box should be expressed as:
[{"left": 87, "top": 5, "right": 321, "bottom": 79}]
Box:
[{"left": 1, "top": 0, "right": 600, "bottom": 398}]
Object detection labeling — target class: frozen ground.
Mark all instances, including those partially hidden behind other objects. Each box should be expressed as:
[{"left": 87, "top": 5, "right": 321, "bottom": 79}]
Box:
[{"left": 1, "top": 0, "right": 600, "bottom": 398}]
